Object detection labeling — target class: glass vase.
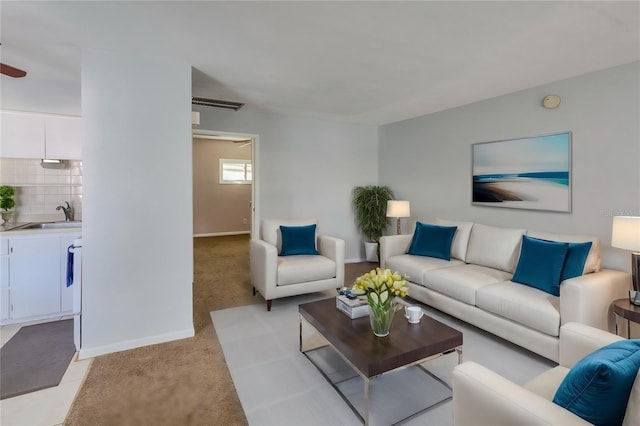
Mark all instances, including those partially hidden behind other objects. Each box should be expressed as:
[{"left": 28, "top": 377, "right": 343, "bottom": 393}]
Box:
[{"left": 368, "top": 301, "right": 396, "bottom": 337}]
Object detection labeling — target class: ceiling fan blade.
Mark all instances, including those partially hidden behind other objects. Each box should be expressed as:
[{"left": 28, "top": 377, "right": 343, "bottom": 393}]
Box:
[{"left": 0, "top": 63, "right": 27, "bottom": 78}]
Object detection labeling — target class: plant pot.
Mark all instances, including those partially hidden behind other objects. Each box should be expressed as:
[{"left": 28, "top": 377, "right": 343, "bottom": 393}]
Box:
[
  {"left": 1, "top": 211, "right": 13, "bottom": 224},
  {"left": 364, "top": 241, "right": 378, "bottom": 262}
]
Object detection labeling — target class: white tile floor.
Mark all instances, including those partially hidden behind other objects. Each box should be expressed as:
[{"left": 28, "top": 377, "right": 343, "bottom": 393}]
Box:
[{"left": 0, "top": 317, "right": 93, "bottom": 426}]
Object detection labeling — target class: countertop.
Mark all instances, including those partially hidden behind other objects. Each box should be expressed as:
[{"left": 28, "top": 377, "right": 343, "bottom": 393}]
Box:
[{"left": 1, "top": 222, "right": 82, "bottom": 236}]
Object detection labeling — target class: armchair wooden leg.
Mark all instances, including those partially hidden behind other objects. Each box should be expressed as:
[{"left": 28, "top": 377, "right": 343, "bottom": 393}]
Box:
[
  {"left": 252, "top": 286, "right": 256, "bottom": 296},
  {"left": 266, "top": 300, "right": 272, "bottom": 311}
]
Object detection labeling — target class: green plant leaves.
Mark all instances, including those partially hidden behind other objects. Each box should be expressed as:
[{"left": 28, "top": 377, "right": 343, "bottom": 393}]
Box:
[{"left": 352, "top": 185, "right": 393, "bottom": 242}]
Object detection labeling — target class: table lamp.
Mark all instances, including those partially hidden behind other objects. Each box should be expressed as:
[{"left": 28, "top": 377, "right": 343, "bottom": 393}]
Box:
[
  {"left": 611, "top": 216, "right": 640, "bottom": 305},
  {"left": 386, "top": 200, "right": 410, "bottom": 235}
]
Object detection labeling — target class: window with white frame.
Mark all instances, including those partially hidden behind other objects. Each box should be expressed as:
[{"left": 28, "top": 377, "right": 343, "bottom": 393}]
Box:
[{"left": 219, "top": 159, "right": 252, "bottom": 184}]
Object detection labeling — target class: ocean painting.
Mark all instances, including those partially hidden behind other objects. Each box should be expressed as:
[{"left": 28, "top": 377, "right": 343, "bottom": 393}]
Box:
[{"left": 472, "top": 132, "right": 571, "bottom": 212}]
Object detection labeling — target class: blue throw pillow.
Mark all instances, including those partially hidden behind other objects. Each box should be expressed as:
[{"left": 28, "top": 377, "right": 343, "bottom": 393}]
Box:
[
  {"left": 279, "top": 224, "right": 319, "bottom": 256},
  {"left": 553, "top": 339, "right": 640, "bottom": 426},
  {"left": 512, "top": 235, "right": 569, "bottom": 296},
  {"left": 407, "top": 222, "right": 457, "bottom": 261},
  {"left": 560, "top": 241, "right": 592, "bottom": 281}
]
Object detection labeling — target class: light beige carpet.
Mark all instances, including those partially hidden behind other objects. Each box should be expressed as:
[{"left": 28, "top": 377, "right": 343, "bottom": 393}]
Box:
[{"left": 64, "top": 235, "right": 377, "bottom": 425}]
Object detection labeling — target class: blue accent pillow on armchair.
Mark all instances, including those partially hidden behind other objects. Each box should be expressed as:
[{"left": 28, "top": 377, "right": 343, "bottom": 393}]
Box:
[
  {"left": 279, "top": 224, "right": 319, "bottom": 256},
  {"left": 553, "top": 339, "right": 640, "bottom": 426},
  {"left": 512, "top": 235, "right": 569, "bottom": 296},
  {"left": 407, "top": 222, "right": 457, "bottom": 261}
]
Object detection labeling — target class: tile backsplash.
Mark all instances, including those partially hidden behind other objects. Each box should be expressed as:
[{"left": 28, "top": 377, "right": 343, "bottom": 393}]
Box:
[{"left": 0, "top": 158, "right": 82, "bottom": 223}]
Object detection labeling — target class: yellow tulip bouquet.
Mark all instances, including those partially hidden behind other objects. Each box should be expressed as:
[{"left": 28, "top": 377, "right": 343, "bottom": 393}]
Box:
[{"left": 353, "top": 268, "right": 408, "bottom": 337}]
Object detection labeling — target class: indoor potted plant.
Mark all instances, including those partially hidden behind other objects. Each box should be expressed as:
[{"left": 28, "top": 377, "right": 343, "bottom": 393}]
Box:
[
  {"left": 0, "top": 185, "right": 16, "bottom": 224},
  {"left": 352, "top": 185, "right": 394, "bottom": 262}
]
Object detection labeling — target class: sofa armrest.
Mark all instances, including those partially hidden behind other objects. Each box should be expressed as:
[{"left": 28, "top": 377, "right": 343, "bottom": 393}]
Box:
[
  {"left": 379, "top": 234, "right": 412, "bottom": 269},
  {"left": 318, "top": 235, "right": 345, "bottom": 288},
  {"left": 250, "top": 239, "right": 278, "bottom": 298},
  {"left": 559, "top": 322, "right": 624, "bottom": 368},
  {"left": 560, "top": 269, "right": 631, "bottom": 332},
  {"left": 452, "top": 362, "right": 591, "bottom": 426}
]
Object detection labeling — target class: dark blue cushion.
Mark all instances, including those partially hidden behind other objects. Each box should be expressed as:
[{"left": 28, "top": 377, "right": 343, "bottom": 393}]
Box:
[
  {"left": 553, "top": 339, "right": 640, "bottom": 426},
  {"left": 560, "top": 241, "right": 592, "bottom": 281},
  {"left": 512, "top": 235, "right": 569, "bottom": 296},
  {"left": 279, "top": 224, "right": 319, "bottom": 256},
  {"left": 407, "top": 222, "right": 457, "bottom": 261}
]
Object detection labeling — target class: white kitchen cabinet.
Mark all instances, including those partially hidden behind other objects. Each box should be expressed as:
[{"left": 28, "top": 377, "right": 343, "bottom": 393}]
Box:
[
  {"left": 9, "top": 236, "right": 61, "bottom": 318},
  {"left": 1, "top": 257, "right": 9, "bottom": 321},
  {"left": 1, "top": 239, "right": 9, "bottom": 321},
  {"left": 0, "top": 230, "right": 81, "bottom": 324},
  {"left": 0, "top": 111, "right": 46, "bottom": 158},
  {"left": 45, "top": 115, "right": 81, "bottom": 160},
  {"left": 0, "top": 111, "right": 81, "bottom": 160}
]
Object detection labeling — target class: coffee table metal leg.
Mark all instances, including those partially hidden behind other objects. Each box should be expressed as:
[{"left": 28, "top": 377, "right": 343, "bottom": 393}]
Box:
[
  {"left": 456, "top": 346, "right": 463, "bottom": 364},
  {"left": 363, "top": 378, "right": 370, "bottom": 425}
]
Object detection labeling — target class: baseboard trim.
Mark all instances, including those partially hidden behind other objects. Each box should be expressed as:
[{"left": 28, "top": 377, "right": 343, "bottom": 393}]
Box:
[
  {"left": 345, "top": 258, "right": 366, "bottom": 263},
  {"left": 78, "top": 327, "right": 195, "bottom": 360},
  {"left": 194, "top": 231, "right": 251, "bottom": 237}
]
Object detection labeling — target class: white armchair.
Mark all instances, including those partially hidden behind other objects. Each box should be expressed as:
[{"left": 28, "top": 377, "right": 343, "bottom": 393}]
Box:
[
  {"left": 452, "top": 322, "right": 639, "bottom": 426},
  {"left": 250, "top": 219, "right": 345, "bottom": 311}
]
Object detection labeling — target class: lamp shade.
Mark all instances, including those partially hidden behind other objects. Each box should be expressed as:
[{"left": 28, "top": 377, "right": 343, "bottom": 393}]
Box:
[
  {"left": 386, "top": 200, "right": 411, "bottom": 218},
  {"left": 612, "top": 216, "right": 640, "bottom": 252}
]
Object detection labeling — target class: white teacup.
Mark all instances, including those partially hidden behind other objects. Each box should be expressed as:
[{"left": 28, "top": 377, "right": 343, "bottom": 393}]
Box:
[{"left": 404, "top": 306, "right": 424, "bottom": 323}]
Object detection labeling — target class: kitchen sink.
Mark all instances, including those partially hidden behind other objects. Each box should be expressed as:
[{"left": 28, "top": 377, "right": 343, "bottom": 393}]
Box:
[{"left": 18, "top": 221, "right": 82, "bottom": 230}]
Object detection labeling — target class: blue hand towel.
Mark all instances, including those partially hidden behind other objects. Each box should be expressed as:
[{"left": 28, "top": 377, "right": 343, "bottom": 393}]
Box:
[{"left": 67, "top": 245, "right": 74, "bottom": 287}]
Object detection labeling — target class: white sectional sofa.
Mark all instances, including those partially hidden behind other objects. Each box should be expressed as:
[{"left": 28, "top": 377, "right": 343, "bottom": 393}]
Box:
[{"left": 380, "top": 219, "right": 631, "bottom": 362}]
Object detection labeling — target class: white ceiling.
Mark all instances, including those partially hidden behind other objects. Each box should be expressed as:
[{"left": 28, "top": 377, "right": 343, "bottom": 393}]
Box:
[{"left": 1, "top": 1, "right": 639, "bottom": 124}]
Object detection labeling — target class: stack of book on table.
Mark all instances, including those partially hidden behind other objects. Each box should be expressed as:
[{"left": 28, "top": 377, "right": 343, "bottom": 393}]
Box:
[{"left": 336, "top": 295, "right": 370, "bottom": 319}]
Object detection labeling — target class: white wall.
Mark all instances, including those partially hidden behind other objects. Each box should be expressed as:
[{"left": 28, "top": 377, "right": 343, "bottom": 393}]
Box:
[
  {"left": 80, "top": 49, "right": 194, "bottom": 358},
  {"left": 379, "top": 61, "right": 640, "bottom": 271},
  {"left": 195, "top": 109, "right": 378, "bottom": 261}
]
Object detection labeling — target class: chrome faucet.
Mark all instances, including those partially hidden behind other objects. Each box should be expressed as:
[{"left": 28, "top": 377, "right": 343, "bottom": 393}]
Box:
[{"left": 56, "top": 201, "right": 75, "bottom": 222}]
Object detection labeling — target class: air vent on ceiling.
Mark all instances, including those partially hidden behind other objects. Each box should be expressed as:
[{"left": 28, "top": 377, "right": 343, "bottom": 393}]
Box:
[{"left": 191, "top": 97, "right": 244, "bottom": 111}]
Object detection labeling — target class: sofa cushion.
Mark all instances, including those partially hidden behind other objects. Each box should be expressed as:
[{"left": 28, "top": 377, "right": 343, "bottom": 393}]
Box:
[
  {"left": 407, "top": 222, "right": 457, "bottom": 260},
  {"left": 512, "top": 236, "right": 569, "bottom": 296},
  {"left": 466, "top": 224, "right": 526, "bottom": 273},
  {"left": 476, "top": 281, "right": 561, "bottom": 336},
  {"left": 386, "top": 254, "right": 462, "bottom": 286},
  {"left": 552, "top": 339, "right": 640, "bottom": 426},
  {"left": 527, "top": 230, "right": 601, "bottom": 274},
  {"left": 277, "top": 255, "right": 336, "bottom": 286},
  {"left": 279, "top": 224, "right": 319, "bottom": 256},
  {"left": 422, "top": 264, "right": 512, "bottom": 306},
  {"left": 435, "top": 218, "right": 474, "bottom": 261},
  {"left": 560, "top": 241, "right": 593, "bottom": 281}
]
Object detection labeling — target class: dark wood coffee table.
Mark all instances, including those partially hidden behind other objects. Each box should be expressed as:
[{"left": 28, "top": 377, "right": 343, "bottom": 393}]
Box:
[{"left": 299, "top": 298, "right": 463, "bottom": 425}]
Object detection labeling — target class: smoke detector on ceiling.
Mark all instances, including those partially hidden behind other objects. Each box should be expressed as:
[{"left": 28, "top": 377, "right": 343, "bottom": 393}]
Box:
[{"left": 542, "top": 95, "right": 561, "bottom": 109}]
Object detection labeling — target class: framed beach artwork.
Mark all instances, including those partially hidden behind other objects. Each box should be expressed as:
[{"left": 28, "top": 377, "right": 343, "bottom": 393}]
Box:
[{"left": 472, "top": 131, "right": 571, "bottom": 212}]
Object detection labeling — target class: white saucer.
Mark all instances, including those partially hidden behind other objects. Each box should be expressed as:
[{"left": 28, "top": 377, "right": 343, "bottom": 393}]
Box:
[{"left": 405, "top": 315, "right": 421, "bottom": 324}]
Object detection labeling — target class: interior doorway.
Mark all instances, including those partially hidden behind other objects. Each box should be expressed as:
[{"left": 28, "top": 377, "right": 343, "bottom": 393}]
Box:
[{"left": 191, "top": 129, "right": 259, "bottom": 238}]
